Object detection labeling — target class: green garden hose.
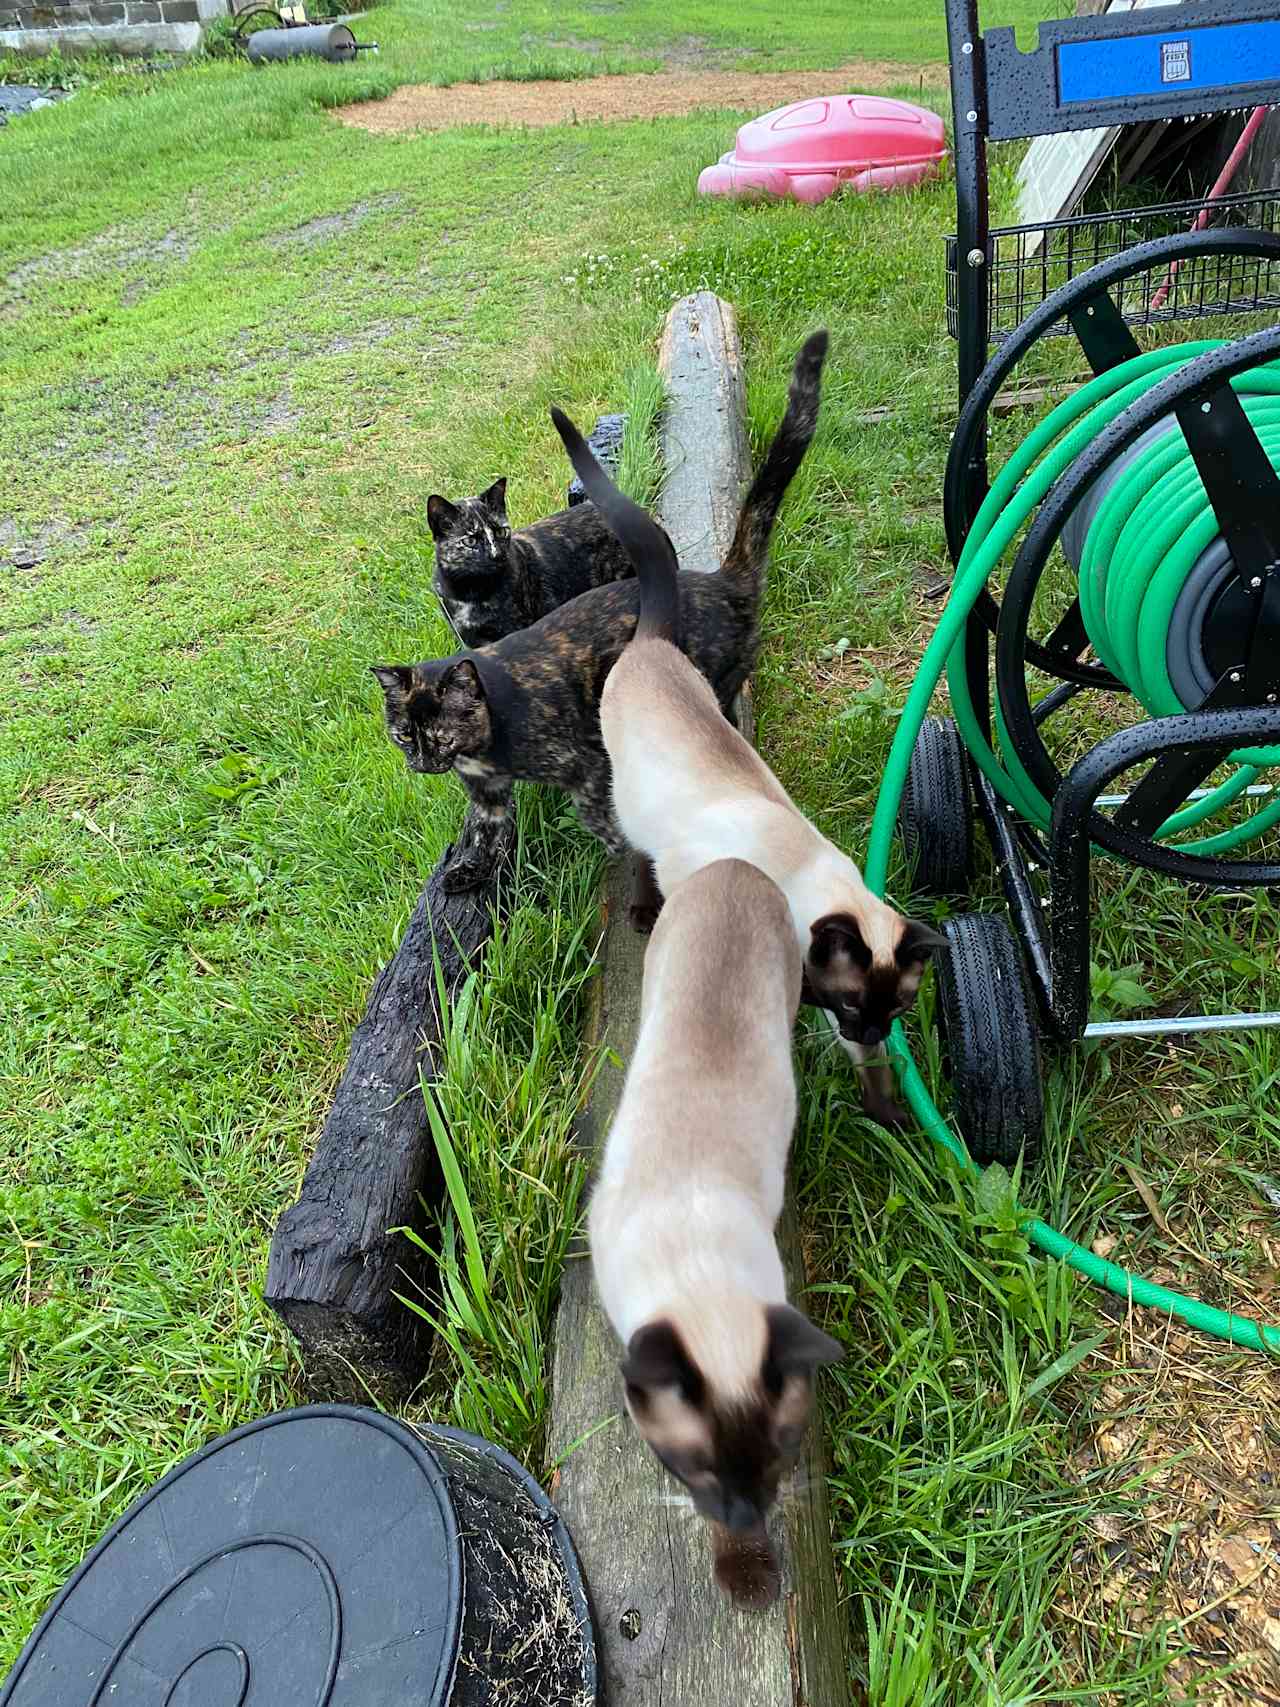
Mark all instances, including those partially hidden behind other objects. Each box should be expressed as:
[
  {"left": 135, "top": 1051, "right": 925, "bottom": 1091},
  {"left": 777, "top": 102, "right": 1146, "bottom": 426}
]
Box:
[{"left": 862, "top": 342, "right": 1280, "bottom": 1354}]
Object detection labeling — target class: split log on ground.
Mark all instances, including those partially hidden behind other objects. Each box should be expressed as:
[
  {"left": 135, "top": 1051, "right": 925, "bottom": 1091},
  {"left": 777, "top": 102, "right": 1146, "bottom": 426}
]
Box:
[
  {"left": 545, "top": 292, "right": 847, "bottom": 1705},
  {"left": 265, "top": 805, "right": 516, "bottom": 1401},
  {"left": 855, "top": 378, "right": 1087, "bottom": 427}
]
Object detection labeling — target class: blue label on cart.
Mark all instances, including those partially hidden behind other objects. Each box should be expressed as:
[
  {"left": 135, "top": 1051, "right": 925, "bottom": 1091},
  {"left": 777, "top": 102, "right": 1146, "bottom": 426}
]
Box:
[{"left": 1058, "top": 18, "right": 1280, "bottom": 103}]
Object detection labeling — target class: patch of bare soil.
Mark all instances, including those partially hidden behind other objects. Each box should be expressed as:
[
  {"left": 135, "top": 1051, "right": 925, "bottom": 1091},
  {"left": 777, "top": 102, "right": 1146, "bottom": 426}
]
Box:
[
  {"left": 4, "top": 226, "right": 193, "bottom": 299},
  {"left": 1063, "top": 1310, "right": 1280, "bottom": 1703},
  {"left": 331, "top": 61, "right": 945, "bottom": 136},
  {"left": 266, "top": 192, "right": 406, "bottom": 251}
]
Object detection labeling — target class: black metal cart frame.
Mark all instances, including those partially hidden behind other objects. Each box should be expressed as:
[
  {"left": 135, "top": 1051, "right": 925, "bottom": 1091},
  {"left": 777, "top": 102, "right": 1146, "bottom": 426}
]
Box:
[{"left": 920, "top": 0, "right": 1280, "bottom": 1136}]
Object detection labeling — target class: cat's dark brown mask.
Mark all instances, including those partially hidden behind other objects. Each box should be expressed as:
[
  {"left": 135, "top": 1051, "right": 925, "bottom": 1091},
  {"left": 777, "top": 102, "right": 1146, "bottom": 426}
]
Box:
[
  {"left": 620, "top": 1307, "right": 843, "bottom": 1533},
  {"left": 428, "top": 480, "right": 515, "bottom": 645},
  {"left": 805, "top": 915, "right": 947, "bottom": 1047},
  {"left": 371, "top": 659, "right": 492, "bottom": 774}
]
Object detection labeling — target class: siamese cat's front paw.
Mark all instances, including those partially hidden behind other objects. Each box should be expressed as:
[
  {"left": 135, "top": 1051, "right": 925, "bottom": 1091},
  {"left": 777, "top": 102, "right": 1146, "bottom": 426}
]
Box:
[
  {"left": 629, "top": 899, "right": 661, "bottom": 935},
  {"left": 839, "top": 1042, "right": 914, "bottom": 1133},
  {"left": 711, "top": 1523, "right": 781, "bottom": 1612},
  {"left": 628, "top": 855, "right": 664, "bottom": 935},
  {"left": 860, "top": 1089, "right": 913, "bottom": 1133}
]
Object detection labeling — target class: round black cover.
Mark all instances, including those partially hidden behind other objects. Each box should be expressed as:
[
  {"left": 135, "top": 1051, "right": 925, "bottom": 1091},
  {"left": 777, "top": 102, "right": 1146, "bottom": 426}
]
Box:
[
  {"left": 1, "top": 1406, "right": 462, "bottom": 1707},
  {"left": 421, "top": 1426, "right": 598, "bottom": 1705}
]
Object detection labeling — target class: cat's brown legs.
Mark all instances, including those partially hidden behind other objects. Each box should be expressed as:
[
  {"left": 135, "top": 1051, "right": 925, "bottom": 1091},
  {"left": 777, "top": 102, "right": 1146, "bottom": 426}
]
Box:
[
  {"left": 710, "top": 1521, "right": 781, "bottom": 1611},
  {"left": 441, "top": 791, "right": 516, "bottom": 894},
  {"left": 840, "top": 1038, "right": 911, "bottom": 1131},
  {"left": 573, "top": 774, "right": 628, "bottom": 859},
  {"left": 853, "top": 1051, "right": 912, "bottom": 1132},
  {"left": 798, "top": 978, "right": 912, "bottom": 1131},
  {"left": 628, "top": 854, "right": 663, "bottom": 935}
]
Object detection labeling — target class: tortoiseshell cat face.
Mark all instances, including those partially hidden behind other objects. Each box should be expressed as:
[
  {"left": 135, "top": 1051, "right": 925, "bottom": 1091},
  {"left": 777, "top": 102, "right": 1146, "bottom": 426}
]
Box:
[
  {"left": 371, "top": 660, "right": 492, "bottom": 774},
  {"left": 428, "top": 480, "right": 515, "bottom": 646}
]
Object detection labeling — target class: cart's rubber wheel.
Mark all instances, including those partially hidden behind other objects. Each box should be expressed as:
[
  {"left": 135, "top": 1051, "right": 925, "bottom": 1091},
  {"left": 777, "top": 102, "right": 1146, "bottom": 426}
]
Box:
[
  {"left": 935, "top": 911, "right": 1044, "bottom": 1166},
  {"left": 899, "top": 716, "right": 974, "bottom": 896}
]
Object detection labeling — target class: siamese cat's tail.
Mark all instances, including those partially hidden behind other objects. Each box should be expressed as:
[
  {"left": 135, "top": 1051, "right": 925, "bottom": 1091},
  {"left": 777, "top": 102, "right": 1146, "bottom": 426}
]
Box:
[
  {"left": 551, "top": 406, "right": 680, "bottom": 644},
  {"left": 719, "top": 329, "right": 829, "bottom": 601}
]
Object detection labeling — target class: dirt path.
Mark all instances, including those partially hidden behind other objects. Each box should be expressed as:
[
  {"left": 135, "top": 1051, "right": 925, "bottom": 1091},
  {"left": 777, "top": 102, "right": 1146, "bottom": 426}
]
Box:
[{"left": 331, "top": 61, "right": 946, "bottom": 135}]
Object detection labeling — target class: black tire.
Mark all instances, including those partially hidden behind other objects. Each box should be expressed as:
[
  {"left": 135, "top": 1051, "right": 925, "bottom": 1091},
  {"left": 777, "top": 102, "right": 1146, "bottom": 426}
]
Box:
[
  {"left": 899, "top": 716, "right": 974, "bottom": 897},
  {"left": 935, "top": 911, "right": 1044, "bottom": 1166}
]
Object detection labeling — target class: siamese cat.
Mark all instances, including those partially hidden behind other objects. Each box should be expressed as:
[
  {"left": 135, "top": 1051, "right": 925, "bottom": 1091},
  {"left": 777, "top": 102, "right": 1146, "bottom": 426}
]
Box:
[
  {"left": 553, "top": 397, "right": 945, "bottom": 1130},
  {"left": 590, "top": 856, "right": 843, "bottom": 1611}
]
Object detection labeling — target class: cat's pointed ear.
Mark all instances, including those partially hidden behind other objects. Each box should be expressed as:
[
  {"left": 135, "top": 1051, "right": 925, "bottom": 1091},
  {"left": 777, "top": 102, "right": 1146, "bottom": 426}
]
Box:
[
  {"left": 426, "top": 495, "right": 461, "bottom": 539},
  {"left": 896, "top": 919, "right": 948, "bottom": 967},
  {"left": 480, "top": 477, "right": 508, "bottom": 515},
  {"left": 765, "top": 1304, "right": 844, "bottom": 1374},
  {"left": 809, "top": 912, "right": 871, "bottom": 970},
  {"left": 371, "top": 664, "right": 414, "bottom": 704},
  {"left": 621, "top": 1319, "right": 704, "bottom": 1403},
  {"left": 441, "top": 657, "right": 487, "bottom": 706}
]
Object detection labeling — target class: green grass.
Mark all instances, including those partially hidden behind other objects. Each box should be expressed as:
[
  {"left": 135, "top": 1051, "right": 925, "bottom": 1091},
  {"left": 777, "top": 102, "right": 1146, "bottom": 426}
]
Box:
[
  {"left": 1, "top": 0, "right": 1057, "bottom": 141},
  {"left": 4, "top": 0, "right": 1277, "bottom": 1697},
  {"left": 397, "top": 790, "right": 604, "bottom": 1454}
]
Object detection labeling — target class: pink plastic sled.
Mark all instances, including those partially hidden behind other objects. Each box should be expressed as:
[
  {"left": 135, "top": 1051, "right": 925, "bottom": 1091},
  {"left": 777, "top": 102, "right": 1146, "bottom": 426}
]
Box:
[{"left": 697, "top": 94, "right": 947, "bottom": 205}]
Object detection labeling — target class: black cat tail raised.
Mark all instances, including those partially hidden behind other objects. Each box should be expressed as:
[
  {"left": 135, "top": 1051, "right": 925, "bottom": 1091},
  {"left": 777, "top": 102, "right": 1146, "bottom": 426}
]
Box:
[
  {"left": 719, "top": 330, "right": 829, "bottom": 600},
  {"left": 550, "top": 406, "right": 680, "bottom": 644}
]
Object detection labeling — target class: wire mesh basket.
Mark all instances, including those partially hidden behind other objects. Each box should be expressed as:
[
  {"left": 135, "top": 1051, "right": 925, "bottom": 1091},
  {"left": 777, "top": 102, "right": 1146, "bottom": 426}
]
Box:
[{"left": 946, "top": 188, "right": 1280, "bottom": 341}]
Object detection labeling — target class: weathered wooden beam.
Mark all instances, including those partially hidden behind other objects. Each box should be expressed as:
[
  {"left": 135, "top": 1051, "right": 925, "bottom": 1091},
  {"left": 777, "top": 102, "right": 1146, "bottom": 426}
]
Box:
[
  {"left": 265, "top": 805, "right": 516, "bottom": 1400},
  {"left": 545, "top": 293, "right": 847, "bottom": 1705}
]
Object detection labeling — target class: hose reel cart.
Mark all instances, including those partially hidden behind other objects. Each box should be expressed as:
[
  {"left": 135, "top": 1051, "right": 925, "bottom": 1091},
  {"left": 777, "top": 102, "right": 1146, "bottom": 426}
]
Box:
[{"left": 885, "top": 0, "right": 1280, "bottom": 1177}]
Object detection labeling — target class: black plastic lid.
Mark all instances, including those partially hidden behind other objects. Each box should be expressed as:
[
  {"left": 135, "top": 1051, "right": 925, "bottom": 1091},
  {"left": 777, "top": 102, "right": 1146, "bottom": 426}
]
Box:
[{"left": 2, "top": 1405, "right": 462, "bottom": 1706}]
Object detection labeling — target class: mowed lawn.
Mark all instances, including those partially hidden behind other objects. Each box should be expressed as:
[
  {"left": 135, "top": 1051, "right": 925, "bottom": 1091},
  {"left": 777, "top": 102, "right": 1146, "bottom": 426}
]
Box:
[{"left": 3, "top": 0, "right": 1279, "bottom": 1699}]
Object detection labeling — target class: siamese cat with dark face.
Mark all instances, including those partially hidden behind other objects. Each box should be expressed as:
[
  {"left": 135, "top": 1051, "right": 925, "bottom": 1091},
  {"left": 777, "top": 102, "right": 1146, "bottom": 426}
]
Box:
[
  {"left": 374, "top": 332, "right": 828, "bottom": 895},
  {"left": 428, "top": 477, "right": 635, "bottom": 647},
  {"left": 590, "top": 857, "right": 843, "bottom": 1610},
  {"left": 554, "top": 395, "right": 945, "bottom": 1131}
]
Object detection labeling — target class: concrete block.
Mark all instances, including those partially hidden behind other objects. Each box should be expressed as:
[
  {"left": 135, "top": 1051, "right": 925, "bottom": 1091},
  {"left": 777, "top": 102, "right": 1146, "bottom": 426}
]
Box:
[{"left": 0, "top": 15, "right": 201, "bottom": 48}]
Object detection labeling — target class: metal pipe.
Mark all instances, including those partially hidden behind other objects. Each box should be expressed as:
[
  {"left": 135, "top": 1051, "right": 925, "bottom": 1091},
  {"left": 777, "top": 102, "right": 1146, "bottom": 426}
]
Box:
[
  {"left": 969, "top": 764, "right": 1055, "bottom": 1023},
  {"left": 945, "top": 0, "right": 991, "bottom": 504},
  {"left": 247, "top": 23, "right": 358, "bottom": 61},
  {"left": 1084, "top": 1011, "right": 1280, "bottom": 1039},
  {"left": 1095, "top": 783, "right": 1276, "bottom": 807}
]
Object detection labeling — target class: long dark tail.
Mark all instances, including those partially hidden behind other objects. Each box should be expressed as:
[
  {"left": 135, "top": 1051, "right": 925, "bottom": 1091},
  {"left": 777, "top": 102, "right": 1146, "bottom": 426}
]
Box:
[
  {"left": 551, "top": 406, "right": 681, "bottom": 644},
  {"left": 720, "top": 329, "right": 829, "bottom": 600}
]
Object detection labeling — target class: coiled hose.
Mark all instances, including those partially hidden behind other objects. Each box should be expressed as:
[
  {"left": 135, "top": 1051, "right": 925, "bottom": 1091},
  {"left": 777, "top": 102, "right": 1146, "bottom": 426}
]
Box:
[{"left": 861, "top": 341, "right": 1280, "bottom": 1354}]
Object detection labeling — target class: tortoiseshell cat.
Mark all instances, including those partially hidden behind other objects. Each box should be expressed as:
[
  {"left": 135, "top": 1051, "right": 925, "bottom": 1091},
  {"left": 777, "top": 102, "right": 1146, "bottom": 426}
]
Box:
[
  {"left": 428, "top": 477, "right": 635, "bottom": 647},
  {"left": 375, "top": 331, "right": 829, "bottom": 894}
]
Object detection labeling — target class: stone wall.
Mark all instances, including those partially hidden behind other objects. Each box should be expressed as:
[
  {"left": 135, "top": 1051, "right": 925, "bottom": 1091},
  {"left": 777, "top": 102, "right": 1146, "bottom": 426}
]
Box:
[{"left": 0, "top": 0, "right": 225, "bottom": 53}]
